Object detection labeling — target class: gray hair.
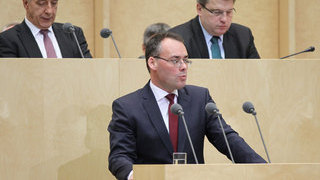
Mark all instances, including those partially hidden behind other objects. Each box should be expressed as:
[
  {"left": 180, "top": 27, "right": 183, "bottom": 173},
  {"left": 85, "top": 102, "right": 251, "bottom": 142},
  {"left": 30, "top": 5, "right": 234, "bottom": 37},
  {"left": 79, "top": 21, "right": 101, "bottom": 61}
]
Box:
[{"left": 143, "top": 23, "right": 171, "bottom": 46}]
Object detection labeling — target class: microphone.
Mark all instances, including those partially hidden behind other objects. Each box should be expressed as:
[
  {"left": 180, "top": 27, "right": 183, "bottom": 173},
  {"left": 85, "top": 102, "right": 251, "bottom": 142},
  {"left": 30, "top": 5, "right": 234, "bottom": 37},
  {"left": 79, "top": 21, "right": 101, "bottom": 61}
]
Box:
[
  {"left": 242, "top": 101, "right": 271, "bottom": 163},
  {"left": 242, "top": 101, "right": 256, "bottom": 115},
  {"left": 62, "top": 23, "right": 84, "bottom": 58},
  {"left": 205, "top": 102, "right": 235, "bottom": 163},
  {"left": 280, "top": 46, "right": 315, "bottom": 59},
  {"left": 100, "top": 28, "right": 121, "bottom": 59},
  {"left": 170, "top": 103, "right": 198, "bottom": 164}
]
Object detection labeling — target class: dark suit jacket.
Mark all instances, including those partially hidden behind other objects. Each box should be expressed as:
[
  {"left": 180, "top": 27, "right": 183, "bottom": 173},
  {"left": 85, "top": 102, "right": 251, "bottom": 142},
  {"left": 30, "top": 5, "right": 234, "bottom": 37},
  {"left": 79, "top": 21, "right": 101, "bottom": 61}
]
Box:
[
  {"left": 0, "top": 20, "right": 92, "bottom": 58},
  {"left": 108, "top": 82, "right": 266, "bottom": 180},
  {"left": 169, "top": 16, "right": 260, "bottom": 59}
]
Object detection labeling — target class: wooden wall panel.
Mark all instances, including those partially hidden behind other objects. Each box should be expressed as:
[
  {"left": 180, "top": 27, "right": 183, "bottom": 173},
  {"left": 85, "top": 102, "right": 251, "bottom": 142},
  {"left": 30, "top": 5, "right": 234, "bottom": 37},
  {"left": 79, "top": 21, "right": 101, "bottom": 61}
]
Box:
[
  {"left": 0, "top": 59, "right": 118, "bottom": 180},
  {"left": 295, "top": 0, "right": 320, "bottom": 59},
  {"left": 233, "top": 0, "right": 279, "bottom": 58},
  {"left": 0, "top": 1, "right": 24, "bottom": 31},
  {"left": 109, "top": 0, "right": 195, "bottom": 58}
]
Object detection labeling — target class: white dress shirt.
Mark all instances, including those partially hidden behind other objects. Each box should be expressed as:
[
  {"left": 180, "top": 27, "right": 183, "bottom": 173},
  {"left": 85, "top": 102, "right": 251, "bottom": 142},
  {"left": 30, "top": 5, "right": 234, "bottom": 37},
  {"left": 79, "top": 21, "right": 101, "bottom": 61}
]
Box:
[
  {"left": 149, "top": 81, "right": 178, "bottom": 133},
  {"left": 198, "top": 17, "right": 225, "bottom": 59},
  {"left": 25, "top": 17, "right": 62, "bottom": 58}
]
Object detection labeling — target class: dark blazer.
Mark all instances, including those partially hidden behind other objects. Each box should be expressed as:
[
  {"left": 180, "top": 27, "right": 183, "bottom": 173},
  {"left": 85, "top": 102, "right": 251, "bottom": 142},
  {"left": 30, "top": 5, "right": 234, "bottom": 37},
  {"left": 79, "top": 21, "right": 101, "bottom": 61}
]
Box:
[
  {"left": 169, "top": 16, "right": 260, "bottom": 59},
  {"left": 108, "top": 82, "right": 266, "bottom": 180},
  {"left": 0, "top": 20, "right": 92, "bottom": 58}
]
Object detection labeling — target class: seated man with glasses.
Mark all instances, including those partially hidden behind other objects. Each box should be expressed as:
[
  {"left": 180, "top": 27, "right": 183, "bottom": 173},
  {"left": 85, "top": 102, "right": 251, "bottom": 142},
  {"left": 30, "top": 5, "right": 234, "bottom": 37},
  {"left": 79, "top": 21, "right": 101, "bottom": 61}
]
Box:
[
  {"left": 170, "top": 0, "right": 260, "bottom": 59},
  {"left": 108, "top": 32, "right": 266, "bottom": 180}
]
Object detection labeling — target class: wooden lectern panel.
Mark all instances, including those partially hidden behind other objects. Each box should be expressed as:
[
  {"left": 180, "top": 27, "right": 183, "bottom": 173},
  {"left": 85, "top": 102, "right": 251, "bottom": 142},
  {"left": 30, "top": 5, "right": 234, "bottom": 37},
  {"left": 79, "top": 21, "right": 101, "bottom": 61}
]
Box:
[{"left": 134, "top": 164, "right": 320, "bottom": 180}]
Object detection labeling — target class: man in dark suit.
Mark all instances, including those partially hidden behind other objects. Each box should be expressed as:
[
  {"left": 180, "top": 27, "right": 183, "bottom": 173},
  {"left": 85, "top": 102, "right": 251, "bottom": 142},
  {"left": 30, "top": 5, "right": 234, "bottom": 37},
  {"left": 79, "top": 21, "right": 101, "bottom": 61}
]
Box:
[
  {"left": 170, "top": 0, "right": 259, "bottom": 59},
  {"left": 108, "top": 32, "right": 265, "bottom": 180},
  {"left": 0, "top": 0, "right": 91, "bottom": 58}
]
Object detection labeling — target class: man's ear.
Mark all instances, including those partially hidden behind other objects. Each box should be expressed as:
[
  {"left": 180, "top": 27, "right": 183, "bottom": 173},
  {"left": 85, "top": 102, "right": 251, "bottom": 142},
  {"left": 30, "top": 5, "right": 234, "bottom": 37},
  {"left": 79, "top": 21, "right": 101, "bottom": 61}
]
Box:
[
  {"left": 196, "top": 3, "right": 203, "bottom": 16},
  {"left": 22, "top": 0, "right": 29, "bottom": 9},
  {"left": 148, "top": 57, "right": 158, "bottom": 71}
]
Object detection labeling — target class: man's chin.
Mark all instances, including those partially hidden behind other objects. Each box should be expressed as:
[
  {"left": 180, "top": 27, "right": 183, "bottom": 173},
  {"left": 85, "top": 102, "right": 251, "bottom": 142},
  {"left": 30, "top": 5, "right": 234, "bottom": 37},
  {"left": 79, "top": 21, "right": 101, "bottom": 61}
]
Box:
[
  {"left": 176, "top": 82, "right": 186, "bottom": 90},
  {"left": 39, "top": 22, "right": 54, "bottom": 29}
]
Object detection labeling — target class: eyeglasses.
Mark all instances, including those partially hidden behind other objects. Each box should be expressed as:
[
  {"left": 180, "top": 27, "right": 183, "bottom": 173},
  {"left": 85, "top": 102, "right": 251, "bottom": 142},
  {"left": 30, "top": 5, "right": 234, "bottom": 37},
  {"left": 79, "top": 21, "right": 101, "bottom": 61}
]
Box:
[
  {"left": 153, "top": 56, "right": 192, "bottom": 68},
  {"left": 200, "top": 3, "right": 236, "bottom": 17}
]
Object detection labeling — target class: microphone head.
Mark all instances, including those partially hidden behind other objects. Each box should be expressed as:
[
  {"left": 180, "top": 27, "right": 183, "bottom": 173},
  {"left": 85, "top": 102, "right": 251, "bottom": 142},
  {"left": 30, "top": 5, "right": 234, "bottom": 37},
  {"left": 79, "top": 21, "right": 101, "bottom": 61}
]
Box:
[
  {"left": 242, "top": 101, "right": 257, "bottom": 115},
  {"left": 170, "top": 103, "right": 183, "bottom": 116},
  {"left": 205, "top": 102, "right": 219, "bottom": 116},
  {"left": 62, "top": 23, "right": 75, "bottom": 33},
  {"left": 100, "top": 28, "right": 112, "bottom": 38},
  {"left": 308, "top": 46, "right": 315, "bottom": 52}
]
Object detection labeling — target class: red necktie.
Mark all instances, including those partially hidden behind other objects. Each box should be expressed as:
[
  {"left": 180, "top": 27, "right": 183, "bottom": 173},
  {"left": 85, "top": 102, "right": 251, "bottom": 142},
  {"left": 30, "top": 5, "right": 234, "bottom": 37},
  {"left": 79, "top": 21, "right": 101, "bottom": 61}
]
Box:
[
  {"left": 40, "top": 29, "right": 57, "bottom": 58},
  {"left": 166, "top": 94, "right": 178, "bottom": 152}
]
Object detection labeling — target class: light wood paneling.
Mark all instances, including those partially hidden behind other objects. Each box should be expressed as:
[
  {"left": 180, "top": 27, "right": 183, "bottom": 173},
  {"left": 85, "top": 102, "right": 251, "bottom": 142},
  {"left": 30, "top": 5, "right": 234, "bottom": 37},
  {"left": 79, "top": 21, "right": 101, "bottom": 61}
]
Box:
[
  {"left": 0, "top": 59, "right": 118, "bottom": 180},
  {"left": 295, "top": 0, "right": 320, "bottom": 59},
  {"left": 233, "top": 0, "right": 279, "bottom": 58},
  {"left": 134, "top": 164, "right": 320, "bottom": 180}
]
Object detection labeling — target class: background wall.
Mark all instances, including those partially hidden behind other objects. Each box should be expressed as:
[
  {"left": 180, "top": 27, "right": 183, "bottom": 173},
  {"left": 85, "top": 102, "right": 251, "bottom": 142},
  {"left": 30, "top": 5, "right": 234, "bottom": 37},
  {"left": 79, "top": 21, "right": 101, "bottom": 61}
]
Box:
[{"left": 0, "top": 0, "right": 319, "bottom": 59}]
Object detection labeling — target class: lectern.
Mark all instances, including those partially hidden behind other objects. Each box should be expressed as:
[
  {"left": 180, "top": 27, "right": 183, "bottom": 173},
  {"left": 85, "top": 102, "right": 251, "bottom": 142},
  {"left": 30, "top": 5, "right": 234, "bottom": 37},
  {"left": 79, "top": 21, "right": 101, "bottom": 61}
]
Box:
[{"left": 134, "top": 164, "right": 320, "bottom": 180}]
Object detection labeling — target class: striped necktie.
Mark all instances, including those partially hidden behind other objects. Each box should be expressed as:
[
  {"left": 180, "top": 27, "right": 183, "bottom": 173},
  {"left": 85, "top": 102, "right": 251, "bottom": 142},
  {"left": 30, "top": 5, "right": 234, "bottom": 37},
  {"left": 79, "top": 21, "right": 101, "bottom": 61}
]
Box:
[{"left": 40, "top": 29, "right": 57, "bottom": 58}]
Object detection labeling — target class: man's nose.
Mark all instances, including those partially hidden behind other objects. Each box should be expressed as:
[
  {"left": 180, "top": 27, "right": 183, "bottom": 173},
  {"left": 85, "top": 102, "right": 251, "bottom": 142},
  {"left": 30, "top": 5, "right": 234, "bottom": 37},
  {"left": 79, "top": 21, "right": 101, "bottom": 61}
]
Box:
[{"left": 45, "top": 3, "right": 55, "bottom": 13}]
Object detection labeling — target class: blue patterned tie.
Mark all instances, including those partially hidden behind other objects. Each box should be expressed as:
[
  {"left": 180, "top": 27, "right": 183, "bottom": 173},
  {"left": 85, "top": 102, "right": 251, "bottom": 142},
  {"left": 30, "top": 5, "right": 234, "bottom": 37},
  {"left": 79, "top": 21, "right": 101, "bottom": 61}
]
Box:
[{"left": 210, "top": 36, "right": 222, "bottom": 59}]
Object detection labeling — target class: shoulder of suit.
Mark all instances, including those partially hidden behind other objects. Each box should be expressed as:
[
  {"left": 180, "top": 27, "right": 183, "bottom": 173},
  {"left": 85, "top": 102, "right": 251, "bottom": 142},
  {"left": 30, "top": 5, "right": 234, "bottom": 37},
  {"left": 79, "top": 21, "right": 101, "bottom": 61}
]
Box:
[
  {"left": 228, "top": 23, "right": 252, "bottom": 34},
  {"left": 169, "top": 16, "right": 197, "bottom": 35},
  {"left": 52, "top": 22, "right": 83, "bottom": 31},
  {"left": 182, "top": 85, "right": 208, "bottom": 94},
  {"left": 0, "top": 22, "right": 24, "bottom": 39},
  {"left": 114, "top": 87, "right": 145, "bottom": 103}
]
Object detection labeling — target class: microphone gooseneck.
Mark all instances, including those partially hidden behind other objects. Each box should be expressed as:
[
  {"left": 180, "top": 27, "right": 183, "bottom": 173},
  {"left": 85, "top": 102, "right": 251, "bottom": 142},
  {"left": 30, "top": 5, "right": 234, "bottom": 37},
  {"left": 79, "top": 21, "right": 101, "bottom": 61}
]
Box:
[
  {"left": 170, "top": 103, "right": 198, "bottom": 164},
  {"left": 62, "top": 23, "right": 84, "bottom": 58},
  {"left": 242, "top": 101, "right": 271, "bottom": 163},
  {"left": 280, "top": 46, "right": 315, "bottom": 59},
  {"left": 100, "top": 28, "right": 121, "bottom": 59},
  {"left": 205, "top": 102, "right": 235, "bottom": 163}
]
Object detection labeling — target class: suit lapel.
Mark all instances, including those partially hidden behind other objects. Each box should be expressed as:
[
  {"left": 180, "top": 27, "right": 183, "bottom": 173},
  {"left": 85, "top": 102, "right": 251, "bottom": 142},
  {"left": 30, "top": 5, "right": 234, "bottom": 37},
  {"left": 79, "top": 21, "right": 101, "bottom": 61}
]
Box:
[
  {"left": 141, "top": 83, "right": 173, "bottom": 154},
  {"left": 177, "top": 87, "right": 192, "bottom": 152},
  {"left": 223, "top": 26, "right": 238, "bottom": 58},
  {"left": 18, "top": 21, "right": 42, "bottom": 58},
  {"left": 191, "top": 16, "right": 210, "bottom": 58},
  {"left": 52, "top": 23, "right": 74, "bottom": 58}
]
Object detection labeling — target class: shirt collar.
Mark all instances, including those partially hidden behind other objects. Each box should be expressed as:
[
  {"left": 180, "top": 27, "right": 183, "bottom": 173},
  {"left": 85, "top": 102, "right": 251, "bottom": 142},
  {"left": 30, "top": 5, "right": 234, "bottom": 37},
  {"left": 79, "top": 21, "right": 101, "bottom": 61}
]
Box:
[
  {"left": 149, "top": 80, "right": 178, "bottom": 102},
  {"left": 25, "top": 17, "right": 54, "bottom": 36}
]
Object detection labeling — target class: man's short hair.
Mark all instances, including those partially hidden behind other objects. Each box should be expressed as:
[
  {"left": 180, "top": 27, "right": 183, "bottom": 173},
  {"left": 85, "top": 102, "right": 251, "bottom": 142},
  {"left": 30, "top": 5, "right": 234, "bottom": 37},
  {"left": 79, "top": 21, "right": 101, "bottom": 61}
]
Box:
[
  {"left": 145, "top": 32, "right": 184, "bottom": 72},
  {"left": 143, "top": 23, "right": 171, "bottom": 46}
]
